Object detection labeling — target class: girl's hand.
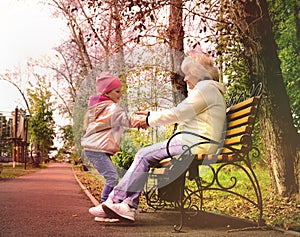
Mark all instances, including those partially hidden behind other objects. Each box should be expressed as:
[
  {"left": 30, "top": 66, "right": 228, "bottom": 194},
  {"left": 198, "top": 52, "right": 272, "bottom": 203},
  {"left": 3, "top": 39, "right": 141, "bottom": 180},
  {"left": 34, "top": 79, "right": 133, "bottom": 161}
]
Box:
[
  {"left": 135, "top": 111, "right": 149, "bottom": 116},
  {"left": 131, "top": 113, "right": 149, "bottom": 130}
]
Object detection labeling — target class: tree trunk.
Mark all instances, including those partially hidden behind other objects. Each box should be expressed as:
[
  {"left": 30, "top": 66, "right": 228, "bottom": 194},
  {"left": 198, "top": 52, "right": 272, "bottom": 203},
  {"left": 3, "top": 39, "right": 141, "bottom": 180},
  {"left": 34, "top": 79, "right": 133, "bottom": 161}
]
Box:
[
  {"left": 243, "top": 0, "right": 299, "bottom": 196},
  {"left": 112, "top": 4, "right": 128, "bottom": 110},
  {"left": 113, "top": 4, "right": 125, "bottom": 72},
  {"left": 168, "top": 0, "right": 187, "bottom": 104}
]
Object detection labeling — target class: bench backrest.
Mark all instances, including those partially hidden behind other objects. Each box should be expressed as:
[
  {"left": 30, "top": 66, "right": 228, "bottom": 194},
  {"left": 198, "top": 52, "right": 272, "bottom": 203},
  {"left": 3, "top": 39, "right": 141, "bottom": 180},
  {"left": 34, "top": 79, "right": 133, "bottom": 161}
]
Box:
[
  {"left": 221, "top": 96, "right": 260, "bottom": 158},
  {"left": 197, "top": 83, "right": 262, "bottom": 162}
]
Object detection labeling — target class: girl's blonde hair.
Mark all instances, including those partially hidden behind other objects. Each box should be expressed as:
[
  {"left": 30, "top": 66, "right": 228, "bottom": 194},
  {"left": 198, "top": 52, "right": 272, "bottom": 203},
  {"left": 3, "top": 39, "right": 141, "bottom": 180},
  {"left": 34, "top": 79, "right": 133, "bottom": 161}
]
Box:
[{"left": 83, "top": 111, "right": 89, "bottom": 130}]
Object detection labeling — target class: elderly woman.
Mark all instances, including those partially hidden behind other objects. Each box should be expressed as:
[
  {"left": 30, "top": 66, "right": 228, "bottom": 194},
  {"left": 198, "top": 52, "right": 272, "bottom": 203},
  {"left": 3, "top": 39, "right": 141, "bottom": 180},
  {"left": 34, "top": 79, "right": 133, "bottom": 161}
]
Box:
[{"left": 89, "top": 52, "right": 226, "bottom": 222}]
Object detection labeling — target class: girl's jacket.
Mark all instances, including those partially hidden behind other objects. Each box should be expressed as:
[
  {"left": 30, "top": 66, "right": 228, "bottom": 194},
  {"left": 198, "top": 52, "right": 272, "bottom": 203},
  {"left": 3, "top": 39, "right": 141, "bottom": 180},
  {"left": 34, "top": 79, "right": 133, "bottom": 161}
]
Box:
[{"left": 81, "top": 99, "right": 139, "bottom": 155}]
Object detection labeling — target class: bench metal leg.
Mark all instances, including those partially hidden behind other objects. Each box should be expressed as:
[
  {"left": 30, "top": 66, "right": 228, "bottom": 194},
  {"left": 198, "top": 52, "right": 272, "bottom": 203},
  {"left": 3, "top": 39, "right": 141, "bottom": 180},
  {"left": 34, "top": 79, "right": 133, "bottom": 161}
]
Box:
[{"left": 173, "top": 184, "right": 185, "bottom": 232}]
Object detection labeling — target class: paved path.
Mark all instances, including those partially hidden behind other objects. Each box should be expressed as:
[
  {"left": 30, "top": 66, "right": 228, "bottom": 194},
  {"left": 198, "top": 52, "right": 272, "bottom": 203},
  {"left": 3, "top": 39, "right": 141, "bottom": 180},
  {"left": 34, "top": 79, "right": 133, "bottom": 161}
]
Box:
[{"left": 0, "top": 163, "right": 299, "bottom": 237}]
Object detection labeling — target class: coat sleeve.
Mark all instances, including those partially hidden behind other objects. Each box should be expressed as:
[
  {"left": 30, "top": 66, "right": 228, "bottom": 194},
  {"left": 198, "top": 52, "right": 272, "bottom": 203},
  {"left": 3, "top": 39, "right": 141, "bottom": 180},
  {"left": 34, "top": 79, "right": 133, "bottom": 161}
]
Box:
[
  {"left": 110, "top": 104, "right": 131, "bottom": 128},
  {"left": 147, "top": 87, "right": 208, "bottom": 127}
]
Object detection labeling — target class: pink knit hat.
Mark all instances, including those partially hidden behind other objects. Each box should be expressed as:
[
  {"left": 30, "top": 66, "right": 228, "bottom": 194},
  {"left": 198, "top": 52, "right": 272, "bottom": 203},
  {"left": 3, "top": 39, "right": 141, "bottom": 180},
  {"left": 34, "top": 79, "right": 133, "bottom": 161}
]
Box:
[{"left": 96, "top": 72, "right": 122, "bottom": 95}]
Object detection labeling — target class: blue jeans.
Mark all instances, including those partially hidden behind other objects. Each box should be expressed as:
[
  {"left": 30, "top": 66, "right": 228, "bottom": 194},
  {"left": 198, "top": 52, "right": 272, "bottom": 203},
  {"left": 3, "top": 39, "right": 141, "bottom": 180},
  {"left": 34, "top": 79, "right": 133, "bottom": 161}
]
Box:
[
  {"left": 84, "top": 150, "right": 119, "bottom": 203},
  {"left": 108, "top": 138, "right": 190, "bottom": 209}
]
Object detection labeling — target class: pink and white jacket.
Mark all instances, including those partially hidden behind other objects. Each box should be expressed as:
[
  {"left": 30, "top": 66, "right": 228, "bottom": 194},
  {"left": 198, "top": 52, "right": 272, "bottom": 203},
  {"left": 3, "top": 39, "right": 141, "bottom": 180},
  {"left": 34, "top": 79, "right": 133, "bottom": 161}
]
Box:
[{"left": 81, "top": 97, "right": 139, "bottom": 155}]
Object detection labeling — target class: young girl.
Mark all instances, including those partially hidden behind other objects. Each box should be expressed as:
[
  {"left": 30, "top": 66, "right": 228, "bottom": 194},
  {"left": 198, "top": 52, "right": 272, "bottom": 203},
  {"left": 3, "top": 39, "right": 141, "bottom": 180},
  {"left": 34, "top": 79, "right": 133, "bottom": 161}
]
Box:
[{"left": 81, "top": 72, "right": 145, "bottom": 222}]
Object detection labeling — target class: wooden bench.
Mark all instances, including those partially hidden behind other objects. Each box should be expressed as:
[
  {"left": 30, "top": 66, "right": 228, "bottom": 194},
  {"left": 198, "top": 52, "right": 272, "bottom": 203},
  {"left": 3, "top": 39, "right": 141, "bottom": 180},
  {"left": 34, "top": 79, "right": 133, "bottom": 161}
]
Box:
[{"left": 144, "top": 83, "right": 264, "bottom": 232}]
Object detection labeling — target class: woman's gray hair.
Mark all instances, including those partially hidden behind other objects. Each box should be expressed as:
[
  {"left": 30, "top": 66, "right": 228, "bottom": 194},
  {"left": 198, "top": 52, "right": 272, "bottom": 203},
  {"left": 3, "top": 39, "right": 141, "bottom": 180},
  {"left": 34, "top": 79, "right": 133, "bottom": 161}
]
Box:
[{"left": 181, "top": 56, "right": 212, "bottom": 81}]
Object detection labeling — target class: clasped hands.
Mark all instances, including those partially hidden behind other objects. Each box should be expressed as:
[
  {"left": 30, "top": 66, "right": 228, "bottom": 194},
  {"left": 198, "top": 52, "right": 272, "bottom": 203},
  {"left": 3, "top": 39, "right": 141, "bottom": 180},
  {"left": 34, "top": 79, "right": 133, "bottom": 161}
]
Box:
[{"left": 131, "top": 111, "right": 149, "bottom": 130}]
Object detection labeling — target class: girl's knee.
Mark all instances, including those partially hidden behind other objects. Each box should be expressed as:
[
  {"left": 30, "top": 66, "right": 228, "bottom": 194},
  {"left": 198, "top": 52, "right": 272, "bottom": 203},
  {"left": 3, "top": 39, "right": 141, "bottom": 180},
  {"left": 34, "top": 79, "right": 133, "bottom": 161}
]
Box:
[{"left": 107, "top": 176, "right": 118, "bottom": 187}]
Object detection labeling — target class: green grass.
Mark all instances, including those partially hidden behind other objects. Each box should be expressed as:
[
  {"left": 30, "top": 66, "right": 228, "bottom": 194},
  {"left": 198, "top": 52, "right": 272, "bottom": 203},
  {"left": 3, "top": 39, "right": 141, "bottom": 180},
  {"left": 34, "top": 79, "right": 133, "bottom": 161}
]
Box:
[
  {"left": 192, "top": 164, "right": 300, "bottom": 228},
  {"left": 75, "top": 169, "right": 104, "bottom": 201},
  {"left": 0, "top": 162, "right": 46, "bottom": 179}
]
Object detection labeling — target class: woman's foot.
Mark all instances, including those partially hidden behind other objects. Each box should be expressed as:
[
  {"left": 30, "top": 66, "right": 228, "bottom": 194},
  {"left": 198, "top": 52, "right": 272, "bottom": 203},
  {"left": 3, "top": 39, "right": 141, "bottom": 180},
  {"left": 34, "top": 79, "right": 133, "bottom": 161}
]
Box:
[
  {"left": 88, "top": 204, "right": 107, "bottom": 218},
  {"left": 94, "top": 216, "right": 119, "bottom": 223},
  {"left": 102, "top": 202, "right": 136, "bottom": 222},
  {"left": 88, "top": 198, "right": 114, "bottom": 218}
]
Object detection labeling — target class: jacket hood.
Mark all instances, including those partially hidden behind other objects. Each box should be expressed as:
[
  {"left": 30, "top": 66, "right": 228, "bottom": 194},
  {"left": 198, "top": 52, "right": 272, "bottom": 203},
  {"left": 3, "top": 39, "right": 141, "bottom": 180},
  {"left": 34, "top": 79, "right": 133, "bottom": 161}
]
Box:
[
  {"left": 211, "top": 80, "right": 226, "bottom": 94},
  {"left": 88, "top": 100, "right": 115, "bottom": 123},
  {"left": 188, "top": 80, "right": 226, "bottom": 95},
  {"left": 90, "top": 99, "right": 114, "bottom": 109},
  {"left": 89, "top": 95, "right": 111, "bottom": 107}
]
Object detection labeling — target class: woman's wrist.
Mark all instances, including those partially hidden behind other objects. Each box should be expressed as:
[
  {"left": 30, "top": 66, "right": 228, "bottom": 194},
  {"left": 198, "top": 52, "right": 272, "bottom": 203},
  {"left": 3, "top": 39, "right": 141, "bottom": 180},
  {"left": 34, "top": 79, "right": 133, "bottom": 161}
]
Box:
[{"left": 146, "top": 112, "right": 150, "bottom": 126}]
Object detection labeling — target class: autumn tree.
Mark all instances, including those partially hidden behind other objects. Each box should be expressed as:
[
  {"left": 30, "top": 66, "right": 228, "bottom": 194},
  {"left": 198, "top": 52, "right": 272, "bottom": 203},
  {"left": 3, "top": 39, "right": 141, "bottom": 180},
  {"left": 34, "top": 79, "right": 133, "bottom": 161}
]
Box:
[
  {"left": 27, "top": 75, "right": 55, "bottom": 167},
  {"left": 214, "top": 0, "right": 299, "bottom": 197},
  {"left": 0, "top": 69, "right": 31, "bottom": 115},
  {"left": 267, "top": 0, "right": 300, "bottom": 131},
  {"left": 0, "top": 114, "right": 13, "bottom": 157}
]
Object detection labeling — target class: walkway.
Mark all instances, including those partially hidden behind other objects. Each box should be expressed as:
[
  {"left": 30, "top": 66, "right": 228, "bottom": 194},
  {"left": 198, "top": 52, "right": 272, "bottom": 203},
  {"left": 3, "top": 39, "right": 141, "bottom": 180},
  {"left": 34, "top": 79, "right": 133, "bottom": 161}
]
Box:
[{"left": 0, "top": 163, "right": 298, "bottom": 237}]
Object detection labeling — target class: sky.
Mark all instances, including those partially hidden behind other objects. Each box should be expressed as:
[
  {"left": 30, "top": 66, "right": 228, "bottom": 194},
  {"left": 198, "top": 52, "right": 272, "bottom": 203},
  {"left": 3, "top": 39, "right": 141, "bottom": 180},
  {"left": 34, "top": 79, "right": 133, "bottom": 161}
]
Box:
[{"left": 0, "top": 0, "right": 67, "bottom": 117}]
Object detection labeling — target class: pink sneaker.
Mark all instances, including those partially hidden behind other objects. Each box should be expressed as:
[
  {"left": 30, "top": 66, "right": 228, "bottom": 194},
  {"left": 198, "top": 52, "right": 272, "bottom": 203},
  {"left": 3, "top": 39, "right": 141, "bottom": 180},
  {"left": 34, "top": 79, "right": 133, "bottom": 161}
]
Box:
[{"left": 102, "top": 202, "right": 136, "bottom": 222}]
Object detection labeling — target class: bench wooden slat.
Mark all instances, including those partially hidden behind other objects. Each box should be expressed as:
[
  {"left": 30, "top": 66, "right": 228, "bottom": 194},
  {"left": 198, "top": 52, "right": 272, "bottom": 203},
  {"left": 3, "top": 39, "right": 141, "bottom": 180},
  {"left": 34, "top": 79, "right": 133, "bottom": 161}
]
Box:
[
  {"left": 227, "top": 116, "right": 254, "bottom": 129},
  {"left": 158, "top": 158, "right": 172, "bottom": 166},
  {"left": 151, "top": 167, "right": 169, "bottom": 175},
  {"left": 197, "top": 153, "right": 239, "bottom": 162},
  {"left": 225, "top": 125, "right": 252, "bottom": 137},
  {"left": 220, "top": 147, "right": 243, "bottom": 154},
  {"left": 227, "top": 106, "right": 257, "bottom": 120},
  {"left": 227, "top": 97, "right": 259, "bottom": 114},
  {"left": 223, "top": 135, "right": 244, "bottom": 146}
]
